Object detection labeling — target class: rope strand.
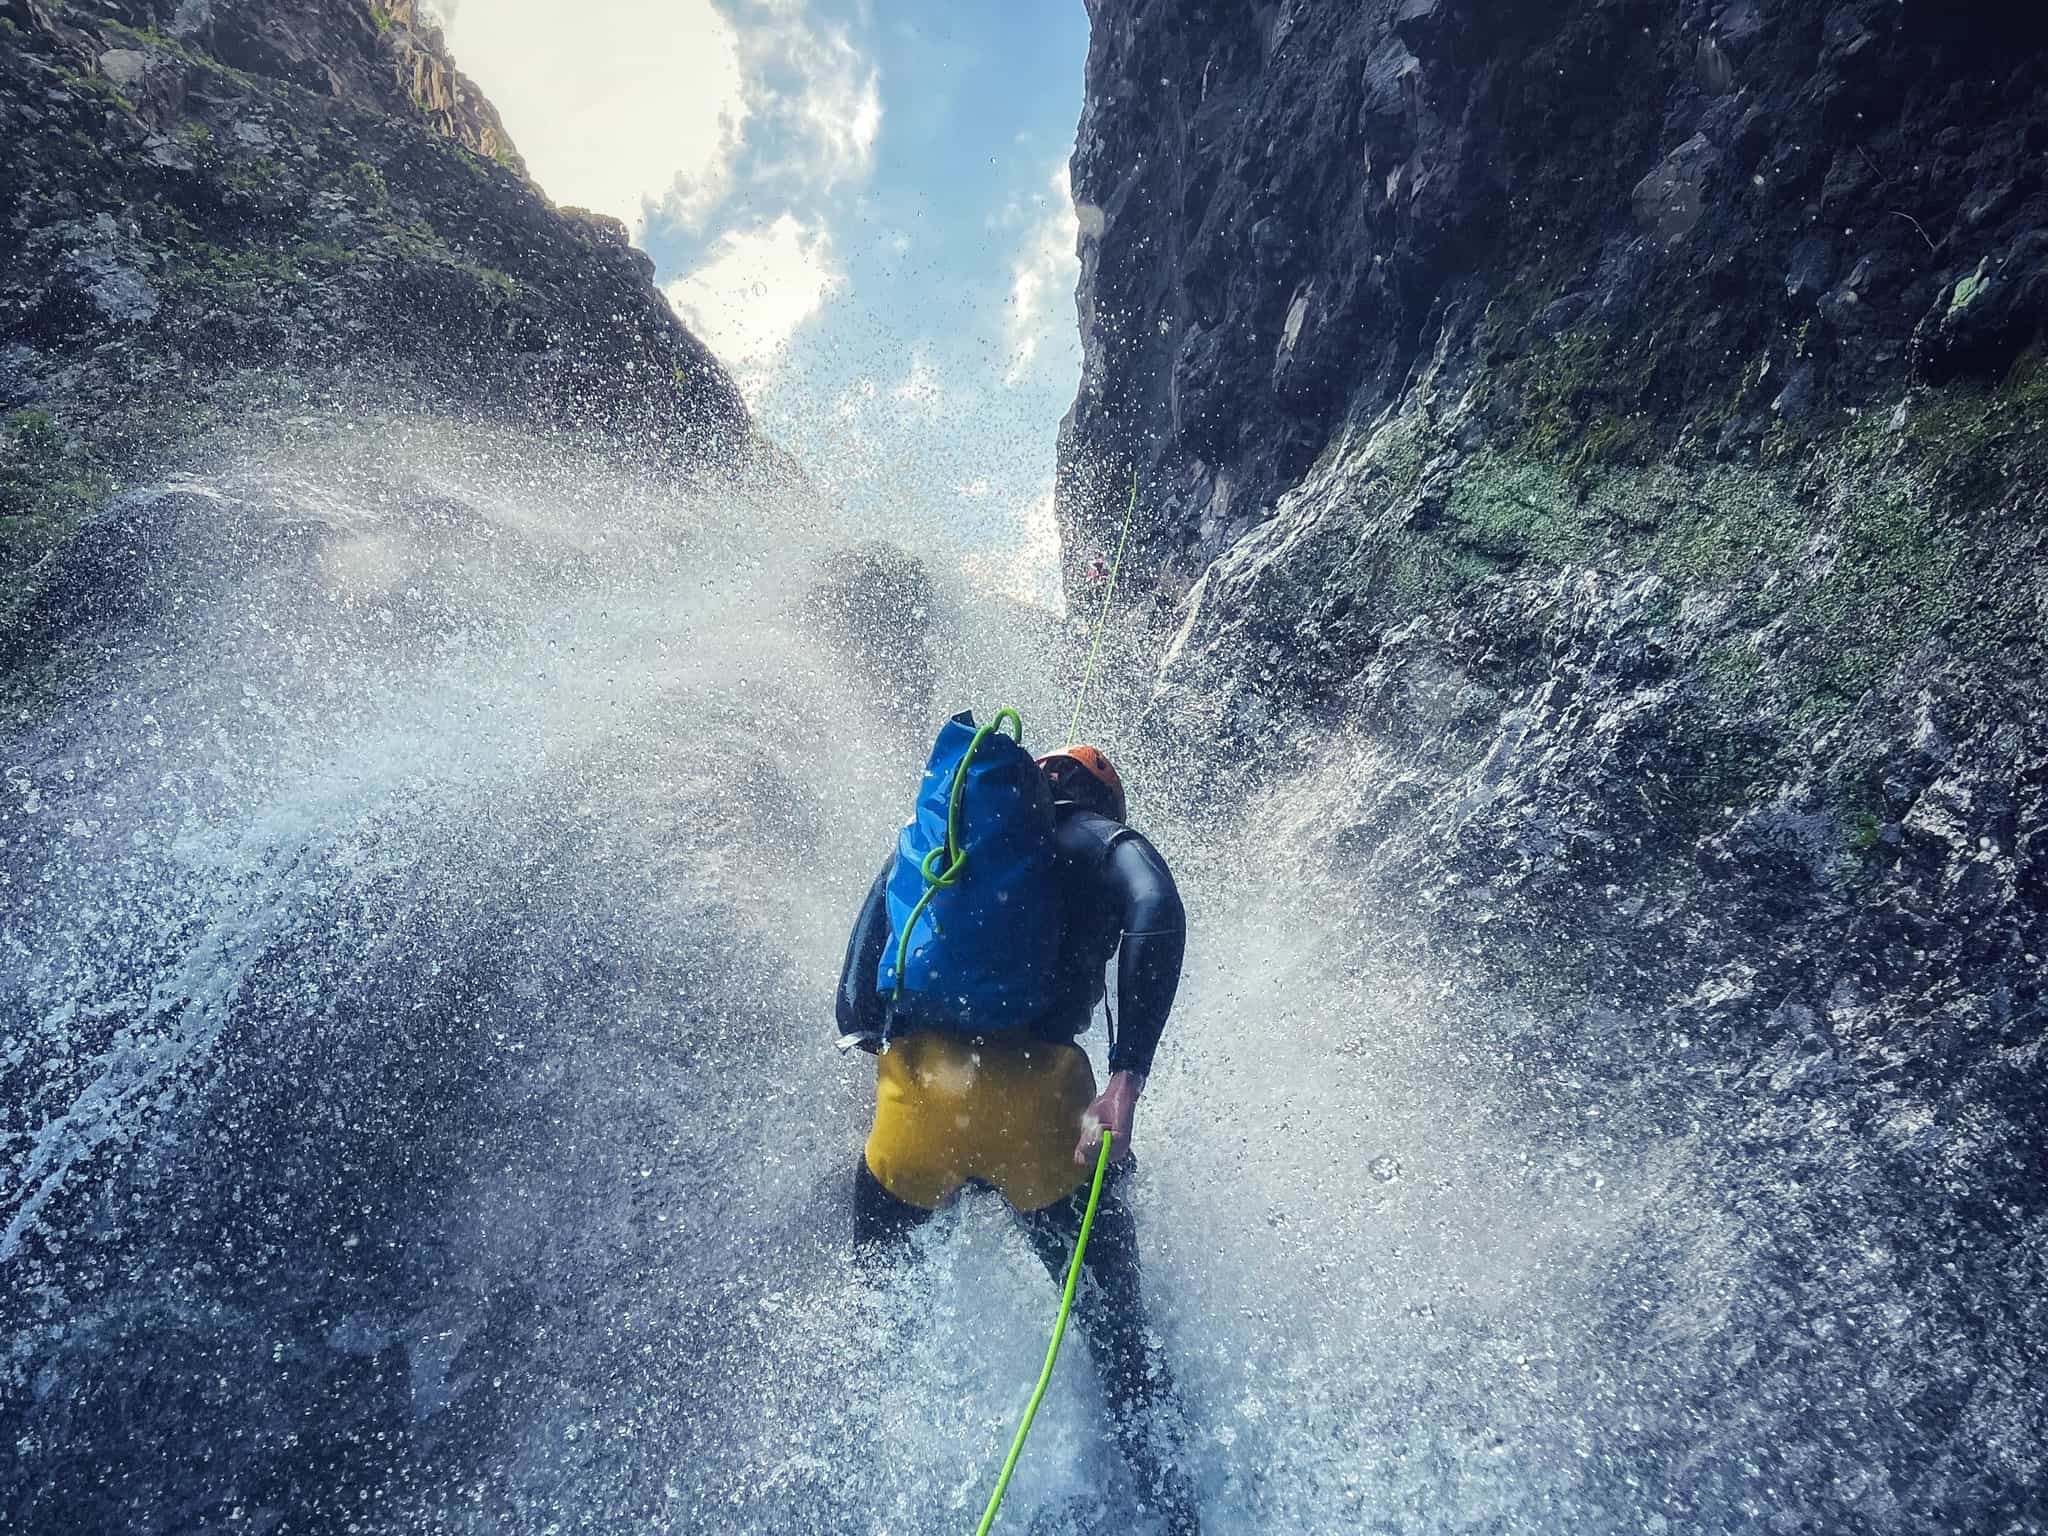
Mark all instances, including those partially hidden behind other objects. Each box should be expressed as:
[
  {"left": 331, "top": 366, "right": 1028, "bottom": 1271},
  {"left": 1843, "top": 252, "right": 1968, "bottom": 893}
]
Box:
[
  {"left": 973, "top": 1132, "right": 1116, "bottom": 1535},
  {"left": 1067, "top": 473, "right": 1138, "bottom": 741}
]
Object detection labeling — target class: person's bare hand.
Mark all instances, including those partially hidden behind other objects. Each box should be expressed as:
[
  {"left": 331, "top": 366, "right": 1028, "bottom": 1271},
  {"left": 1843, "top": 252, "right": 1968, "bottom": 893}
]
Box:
[{"left": 1074, "top": 1070, "right": 1146, "bottom": 1167}]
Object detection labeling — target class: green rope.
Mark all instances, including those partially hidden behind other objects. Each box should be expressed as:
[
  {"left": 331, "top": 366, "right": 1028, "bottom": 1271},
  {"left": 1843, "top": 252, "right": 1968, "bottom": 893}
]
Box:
[
  {"left": 890, "top": 708, "right": 1025, "bottom": 1001},
  {"left": 1067, "top": 474, "right": 1138, "bottom": 742},
  {"left": 973, "top": 1131, "right": 1116, "bottom": 1535}
]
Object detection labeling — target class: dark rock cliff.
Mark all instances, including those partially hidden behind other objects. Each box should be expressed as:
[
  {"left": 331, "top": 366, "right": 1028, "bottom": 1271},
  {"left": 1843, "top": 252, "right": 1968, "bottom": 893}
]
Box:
[
  {"left": 1062, "top": 1, "right": 2045, "bottom": 1525},
  {"left": 0, "top": 0, "right": 747, "bottom": 639},
  {"left": 1063, "top": 0, "right": 2048, "bottom": 593}
]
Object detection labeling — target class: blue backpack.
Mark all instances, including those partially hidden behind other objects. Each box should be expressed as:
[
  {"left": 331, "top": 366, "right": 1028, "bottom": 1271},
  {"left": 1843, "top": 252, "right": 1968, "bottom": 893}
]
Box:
[{"left": 877, "top": 709, "right": 1060, "bottom": 1033}]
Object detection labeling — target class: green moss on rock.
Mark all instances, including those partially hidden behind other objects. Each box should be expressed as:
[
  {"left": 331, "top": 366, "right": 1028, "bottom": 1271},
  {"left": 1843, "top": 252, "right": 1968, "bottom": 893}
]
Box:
[
  {"left": 339, "top": 159, "right": 389, "bottom": 208},
  {"left": 1501, "top": 326, "right": 1668, "bottom": 483},
  {"left": 1445, "top": 452, "right": 1602, "bottom": 564},
  {"left": 1322, "top": 340, "right": 2041, "bottom": 762},
  {"left": 2, "top": 411, "right": 117, "bottom": 623},
  {"left": 59, "top": 63, "right": 138, "bottom": 114}
]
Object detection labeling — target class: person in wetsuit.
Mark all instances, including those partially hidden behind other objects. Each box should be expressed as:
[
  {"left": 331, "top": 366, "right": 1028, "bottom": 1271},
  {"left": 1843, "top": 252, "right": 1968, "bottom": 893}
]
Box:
[{"left": 835, "top": 743, "right": 1199, "bottom": 1534}]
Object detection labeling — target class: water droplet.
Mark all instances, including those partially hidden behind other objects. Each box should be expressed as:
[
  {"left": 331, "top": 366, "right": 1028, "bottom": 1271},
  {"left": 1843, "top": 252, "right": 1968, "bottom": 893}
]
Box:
[{"left": 1370, "top": 1155, "right": 1402, "bottom": 1183}]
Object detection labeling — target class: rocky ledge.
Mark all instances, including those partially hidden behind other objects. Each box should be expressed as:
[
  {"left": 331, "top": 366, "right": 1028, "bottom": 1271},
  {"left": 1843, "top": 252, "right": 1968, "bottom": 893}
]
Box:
[{"left": 1, "top": 0, "right": 747, "bottom": 646}]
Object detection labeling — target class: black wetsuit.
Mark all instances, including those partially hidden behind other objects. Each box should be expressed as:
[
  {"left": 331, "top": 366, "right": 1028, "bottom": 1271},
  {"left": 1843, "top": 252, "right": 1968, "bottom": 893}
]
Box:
[{"left": 835, "top": 804, "right": 1198, "bottom": 1533}]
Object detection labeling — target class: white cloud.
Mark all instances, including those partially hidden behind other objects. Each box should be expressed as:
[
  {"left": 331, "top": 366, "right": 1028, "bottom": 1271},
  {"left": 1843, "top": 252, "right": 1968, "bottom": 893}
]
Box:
[
  {"left": 964, "top": 489, "right": 1063, "bottom": 611},
  {"left": 664, "top": 215, "right": 846, "bottom": 401},
  {"left": 793, "top": 37, "right": 882, "bottom": 187},
  {"left": 1002, "top": 162, "right": 1080, "bottom": 387},
  {"left": 436, "top": 0, "right": 749, "bottom": 235},
  {"left": 739, "top": 3, "right": 882, "bottom": 193},
  {"left": 435, "top": 0, "right": 883, "bottom": 241},
  {"left": 955, "top": 477, "right": 991, "bottom": 499},
  {"left": 890, "top": 350, "right": 943, "bottom": 415}
]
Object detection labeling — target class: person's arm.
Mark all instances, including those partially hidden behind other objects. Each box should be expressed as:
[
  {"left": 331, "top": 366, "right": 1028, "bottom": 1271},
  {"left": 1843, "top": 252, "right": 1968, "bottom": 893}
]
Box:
[
  {"left": 835, "top": 860, "right": 893, "bottom": 1049},
  {"left": 1075, "top": 831, "right": 1186, "bottom": 1164},
  {"left": 1104, "top": 833, "right": 1186, "bottom": 1078}
]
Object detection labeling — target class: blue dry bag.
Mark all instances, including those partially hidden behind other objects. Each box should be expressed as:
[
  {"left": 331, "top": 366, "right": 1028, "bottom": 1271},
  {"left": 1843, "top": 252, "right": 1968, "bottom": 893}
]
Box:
[{"left": 877, "top": 710, "right": 1060, "bottom": 1033}]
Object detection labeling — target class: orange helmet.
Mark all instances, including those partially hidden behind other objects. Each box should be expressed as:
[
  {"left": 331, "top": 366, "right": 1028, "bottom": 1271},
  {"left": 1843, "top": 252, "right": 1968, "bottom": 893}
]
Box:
[{"left": 1036, "top": 743, "right": 1126, "bottom": 822}]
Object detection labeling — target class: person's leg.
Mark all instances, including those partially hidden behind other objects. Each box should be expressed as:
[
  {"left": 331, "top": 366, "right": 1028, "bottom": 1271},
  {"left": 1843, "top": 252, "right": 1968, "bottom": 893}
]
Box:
[
  {"left": 857, "top": 1036, "right": 973, "bottom": 1266},
  {"left": 1019, "top": 1171, "right": 1200, "bottom": 1535},
  {"left": 853, "top": 1154, "right": 933, "bottom": 1263}
]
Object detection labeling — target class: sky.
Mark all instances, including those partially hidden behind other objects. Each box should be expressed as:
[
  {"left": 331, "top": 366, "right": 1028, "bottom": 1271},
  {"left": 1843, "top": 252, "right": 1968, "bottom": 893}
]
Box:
[{"left": 428, "top": 0, "right": 1091, "bottom": 608}]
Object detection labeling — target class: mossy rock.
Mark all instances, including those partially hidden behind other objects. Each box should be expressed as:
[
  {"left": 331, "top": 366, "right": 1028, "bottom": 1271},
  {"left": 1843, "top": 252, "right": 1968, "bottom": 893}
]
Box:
[{"left": 1, "top": 410, "right": 117, "bottom": 622}]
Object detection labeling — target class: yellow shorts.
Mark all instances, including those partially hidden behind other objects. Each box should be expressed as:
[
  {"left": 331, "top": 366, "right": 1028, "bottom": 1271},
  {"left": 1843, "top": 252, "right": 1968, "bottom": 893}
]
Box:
[{"left": 863, "top": 1033, "right": 1097, "bottom": 1214}]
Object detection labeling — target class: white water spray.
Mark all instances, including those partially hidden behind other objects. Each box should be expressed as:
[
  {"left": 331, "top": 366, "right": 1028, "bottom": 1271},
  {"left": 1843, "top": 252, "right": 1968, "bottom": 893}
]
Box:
[{"left": 1, "top": 417, "right": 1952, "bottom": 1535}]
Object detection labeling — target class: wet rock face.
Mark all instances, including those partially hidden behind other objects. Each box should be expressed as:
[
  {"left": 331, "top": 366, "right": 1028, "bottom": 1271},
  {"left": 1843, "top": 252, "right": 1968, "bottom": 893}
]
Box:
[
  {"left": 1069, "top": 0, "right": 2047, "bottom": 1066},
  {"left": 1067, "top": 3, "right": 2046, "bottom": 1522},
  {"left": 800, "top": 541, "right": 940, "bottom": 742},
  {"left": 0, "top": 0, "right": 747, "bottom": 641},
  {"left": 1061, "top": 0, "right": 2048, "bottom": 590}
]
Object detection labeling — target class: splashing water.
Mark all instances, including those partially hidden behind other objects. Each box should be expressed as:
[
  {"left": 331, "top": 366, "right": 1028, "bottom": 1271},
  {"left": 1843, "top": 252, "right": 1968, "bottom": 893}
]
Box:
[{"left": 2, "top": 420, "right": 2035, "bottom": 1534}]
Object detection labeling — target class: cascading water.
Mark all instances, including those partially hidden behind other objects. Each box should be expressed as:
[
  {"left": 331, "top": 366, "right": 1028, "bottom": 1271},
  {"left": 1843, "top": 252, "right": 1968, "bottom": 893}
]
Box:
[{"left": 3, "top": 419, "right": 2036, "bottom": 1535}]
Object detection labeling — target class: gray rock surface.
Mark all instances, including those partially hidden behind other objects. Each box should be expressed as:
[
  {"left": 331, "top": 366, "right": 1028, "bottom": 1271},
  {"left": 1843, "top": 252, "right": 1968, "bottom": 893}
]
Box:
[
  {"left": 1062, "top": 2, "right": 2046, "bottom": 1524},
  {"left": 1061, "top": 0, "right": 2048, "bottom": 592},
  {"left": 1, "top": 0, "right": 749, "bottom": 675}
]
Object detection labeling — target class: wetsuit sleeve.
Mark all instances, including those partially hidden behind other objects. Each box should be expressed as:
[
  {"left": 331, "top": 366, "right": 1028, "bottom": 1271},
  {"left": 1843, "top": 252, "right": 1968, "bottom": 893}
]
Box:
[
  {"left": 1103, "top": 833, "right": 1186, "bottom": 1078},
  {"left": 836, "top": 859, "right": 893, "bottom": 1043}
]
